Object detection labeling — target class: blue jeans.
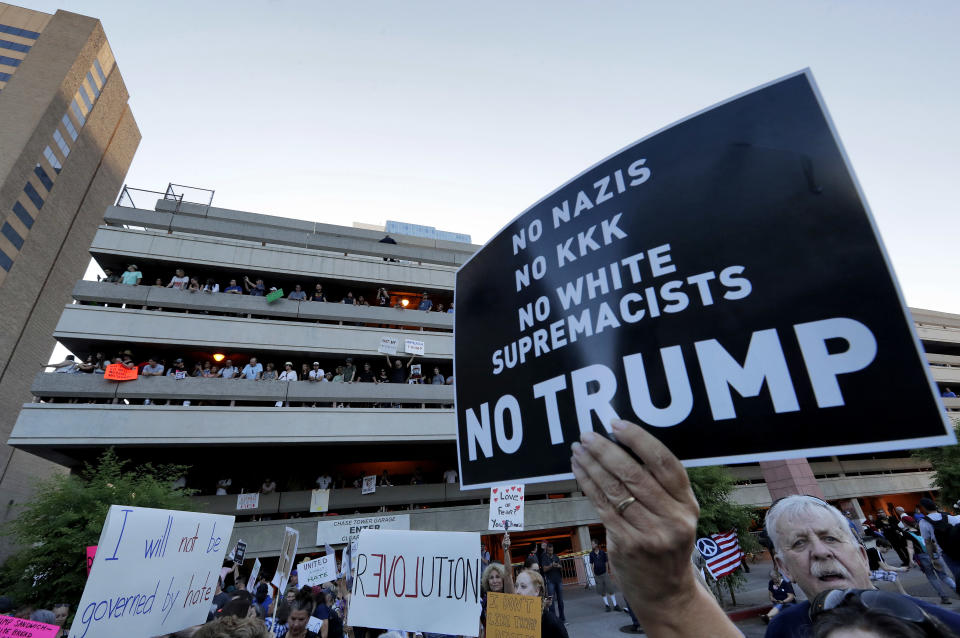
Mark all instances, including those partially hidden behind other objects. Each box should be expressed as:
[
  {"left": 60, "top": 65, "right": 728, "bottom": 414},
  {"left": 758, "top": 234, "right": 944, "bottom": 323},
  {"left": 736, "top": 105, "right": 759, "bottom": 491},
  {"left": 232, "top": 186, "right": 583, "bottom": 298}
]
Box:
[
  {"left": 916, "top": 553, "right": 953, "bottom": 599},
  {"left": 546, "top": 579, "right": 565, "bottom": 621},
  {"left": 940, "top": 552, "right": 960, "bottom": 594}
]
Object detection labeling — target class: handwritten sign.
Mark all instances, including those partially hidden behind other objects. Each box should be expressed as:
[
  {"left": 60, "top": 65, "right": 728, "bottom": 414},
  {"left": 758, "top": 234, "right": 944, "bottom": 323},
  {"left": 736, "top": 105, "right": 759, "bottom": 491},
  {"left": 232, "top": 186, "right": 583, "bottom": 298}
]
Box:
[
  {"left": 316, "top": 514, "right": 411, "bottom": 546},
  {"left": 307, "top": 616, "right": 322, "bottom": 633},
  {"left": 310, "top": 489, "right": 330, "bottom": 513},
  {"left": 248, "top": 558, "right": 261, "bottom": 591},
  {"left": 488, "top": 484, "right": 525, "bottom": 531},
  {"left": 265, "top": 288, "right": 284, "bottom": 303},
  {"left": 361, "top": 475, "right": 376, "bottom": 495},
  {"left": 271, "top": 527, "right": 299, "bottom": 594},
  {"left": 486, "top": 592, "right": 541, "bottom": 638},
  {"left": 379, "top": 336, "right": 399, "bottom": 355},
  {"left": 404, "top": 339, "right": 425, "bottom": 356},
  {"left": 0, "top": 615, "right": 60, "bottom": 638},
  {"left": 298, "top": 555, "right": 336, "bottom": 588},
  {"left": 86, "top": 545, "right": 97, "bottom": 576},
  {"left": 349, "top": 530, "right": 482, "bottom": 637},
  {"left": 71, "top": 505, "right": 234, "bottom": 638},
  {"left": 103, "top": 364, "right": 137, "bottom": 382},
  {"left": 236, "top": 493, "right": 259, "bottom": 511}
]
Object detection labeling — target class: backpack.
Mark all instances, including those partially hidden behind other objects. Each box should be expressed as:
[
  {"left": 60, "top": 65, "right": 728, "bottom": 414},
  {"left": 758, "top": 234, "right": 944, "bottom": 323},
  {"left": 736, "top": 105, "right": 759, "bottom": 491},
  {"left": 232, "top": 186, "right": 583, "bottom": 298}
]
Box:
[{"left": 929, "top": 514, "right": 960, "bottom": 560}]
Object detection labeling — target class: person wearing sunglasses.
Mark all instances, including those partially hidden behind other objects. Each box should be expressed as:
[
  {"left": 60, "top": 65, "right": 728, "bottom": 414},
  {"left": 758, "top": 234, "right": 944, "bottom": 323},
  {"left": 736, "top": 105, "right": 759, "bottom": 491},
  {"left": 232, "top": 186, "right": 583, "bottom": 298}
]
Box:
[{"left": 809, "top": 588, "right": 959, "bottom": 638}]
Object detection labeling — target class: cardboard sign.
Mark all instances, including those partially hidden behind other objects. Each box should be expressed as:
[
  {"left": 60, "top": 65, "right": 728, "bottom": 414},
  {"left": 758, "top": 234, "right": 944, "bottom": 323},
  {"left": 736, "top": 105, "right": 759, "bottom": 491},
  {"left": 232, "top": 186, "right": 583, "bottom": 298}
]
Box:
[
  {"left": 103, "top": 363, "right": 137, "bottom": 381},
  {"left": 316, "top": 514, "right": 411, "bottom": 546},
  {"left": 248, "top": 558, "right": 261, "bottom": 591},
  {"left": 453, "top": 70, "right": 955, "bottom": 488},
  {"left": 307, "top": 616, "right": 323, "bottom": 633},
  {"left": 349, "top": 530, "right": 482, "bottom": 637},
  {"left": 379, "top": 336, "right": 399, "bottom": 355},
  {"left": 86, "top": 545, "right": 97, "bottom": 576},
  {"left": 271, "top": 527, "right": 299, "bottom": 593},
  {"left": 361, "top": 475, "right": 377, "bottom": 495},
  {"left": 71, "top": 505, "right": 234, "bottom": 638},
  {"left": 0, "top": 615, "right": 60, "bottom": 638},
  {"left": 486, "top": 592, "right": 541, "bottom": 638},
  {"left": 265, "top": 288, "right": 284, "bottom": 303},
  {"left": 236, "top": 493, "right": 259, "bottom": 511},
  {"left": 310, "top": 488, "right": 330, "bottom": 513},
  {"left": 404, "top": 339, "right": 425, "bottom": 356},
  {"left": 488, "top": 484, "right": 525, "bottom": 531},
  {"left": 233, "top": 540, "right": 246, "bottom": 567},
  {"left": 298, "top": 555, "right": 336, "bottom": 588},
  {"left": 174, "top": 370, "right": 187, "bottom": 380}
]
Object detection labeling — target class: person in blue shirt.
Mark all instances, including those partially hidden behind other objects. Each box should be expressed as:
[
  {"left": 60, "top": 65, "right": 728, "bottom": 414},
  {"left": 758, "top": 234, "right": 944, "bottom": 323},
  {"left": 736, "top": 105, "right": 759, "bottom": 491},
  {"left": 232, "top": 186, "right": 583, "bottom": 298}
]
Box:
[
  {"left": 243, "top": 275, "right": 265, "bottom": 296},
  {"left": 943, "top": 387, "right": 958, "bottom": 398},
  {"left": 224, "top": 279, "right": 243, "bottom": 294},
  {"left": 418, "top": 292, "right": 433, "bottom": 311},
  {"left": 288, "top": 285, "right": 307, "bottom": 301}
]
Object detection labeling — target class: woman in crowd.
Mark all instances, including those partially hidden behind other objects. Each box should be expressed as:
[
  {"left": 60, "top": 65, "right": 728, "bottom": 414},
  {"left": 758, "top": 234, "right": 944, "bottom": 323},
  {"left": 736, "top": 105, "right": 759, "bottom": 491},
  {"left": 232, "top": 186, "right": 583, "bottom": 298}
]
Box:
[
  {"left": 187, "top": 277, "right": 201, "bottom": 293},
  {"left": 479, "top": 533, "right": 516, "bottom": 637},
  {"left": 264, "top": 598, "right": 290, "bottom": 637},
  {"left": 300, "top": 363, "right": 310, "bottom": 381},
  {"left": 202, "top": 278, "right": 219, "bottom": 293},
  {"left": 261, "top": 362, "right": 278, "bottom": 381},
  {"left": 515, "top": 568, "right": 568, "bottom": 638},
  {"left": 191, "top": 363, "right": 204, "bottom": 377},
  {"left": 286, "top": 589, "right": 317, "bottom": 638},
  {"left": 376, "top": 287, "right": 390, "bottom": 306}
]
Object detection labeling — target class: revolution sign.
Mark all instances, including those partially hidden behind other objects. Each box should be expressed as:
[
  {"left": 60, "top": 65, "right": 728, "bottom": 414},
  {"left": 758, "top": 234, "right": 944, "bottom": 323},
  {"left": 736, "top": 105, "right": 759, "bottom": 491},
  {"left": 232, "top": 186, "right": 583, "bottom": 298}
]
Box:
[{"left": 453, "top": 70, "right": 953, "bottom": 489}]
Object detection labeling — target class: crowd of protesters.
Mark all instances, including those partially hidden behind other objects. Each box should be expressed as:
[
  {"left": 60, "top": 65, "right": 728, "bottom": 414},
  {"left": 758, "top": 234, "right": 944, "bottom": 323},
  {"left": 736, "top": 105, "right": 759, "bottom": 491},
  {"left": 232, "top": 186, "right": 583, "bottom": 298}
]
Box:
[{"left": 96, "top": 265, "right": 455, "bottom": 317}]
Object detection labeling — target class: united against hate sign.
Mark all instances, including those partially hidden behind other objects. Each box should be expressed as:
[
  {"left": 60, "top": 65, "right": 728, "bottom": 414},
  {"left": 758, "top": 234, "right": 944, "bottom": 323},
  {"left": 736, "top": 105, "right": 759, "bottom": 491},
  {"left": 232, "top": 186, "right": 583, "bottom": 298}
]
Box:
[
  {"left": 71, "top": 505, "right": 234, "bottom": 638},
  {"left": 453, "top": 70, "right": 954, "bottom": 488}
]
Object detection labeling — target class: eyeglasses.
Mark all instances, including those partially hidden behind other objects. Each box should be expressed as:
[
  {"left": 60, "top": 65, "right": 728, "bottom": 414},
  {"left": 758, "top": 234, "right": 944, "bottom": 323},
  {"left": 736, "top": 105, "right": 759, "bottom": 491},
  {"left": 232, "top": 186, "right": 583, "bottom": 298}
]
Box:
[{"left": 810, "top": 589, "right": 935, "bottom": 631}]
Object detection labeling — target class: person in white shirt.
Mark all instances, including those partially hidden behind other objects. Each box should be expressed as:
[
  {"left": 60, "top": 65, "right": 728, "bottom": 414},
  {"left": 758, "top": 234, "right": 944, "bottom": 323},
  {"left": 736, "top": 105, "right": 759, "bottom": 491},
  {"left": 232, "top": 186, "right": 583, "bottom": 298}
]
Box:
[
  {"left": 241, "top": 358, "right": 263, "bottom": 380},
  {"left": 167, "top": 268, "right": 189, "bottom": 290},
  {"left": 219, "top": 360, "right": 239, "bottom": 379},
  {"left": 443, "top": 468, "right": 458, "bottom": 483},
  {"left": 275, "top": 362, "right": 297, "bottom": 406},
  {"left": 216, "top": 478, "right": 232, "bottom": 495},
  {"left": 316, "top": 474, "right": 332, "bottom": 489},
  {"left": 308, "top": 362, "right": 325, "bottom": 381}
]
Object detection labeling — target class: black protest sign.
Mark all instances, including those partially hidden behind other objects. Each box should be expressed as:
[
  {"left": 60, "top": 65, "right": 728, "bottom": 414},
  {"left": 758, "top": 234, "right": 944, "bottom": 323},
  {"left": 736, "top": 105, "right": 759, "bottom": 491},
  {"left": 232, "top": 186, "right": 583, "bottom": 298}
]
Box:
[
  {"left": 453, "top": 70, "right": 953, "bottom": 489},
  {"left": 233, "top": 540, "right": 246, "bottom": 566}
]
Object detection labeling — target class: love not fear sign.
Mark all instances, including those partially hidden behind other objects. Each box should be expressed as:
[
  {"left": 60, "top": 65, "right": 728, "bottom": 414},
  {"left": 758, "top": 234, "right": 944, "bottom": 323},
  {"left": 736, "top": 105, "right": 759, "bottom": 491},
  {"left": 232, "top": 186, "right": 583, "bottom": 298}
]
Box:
[
  {"left": 489, "top": 484, "right": 524, "bottom": 531},
  {"left": 453, "top": 70, "right": 954, "bottom": 489}
]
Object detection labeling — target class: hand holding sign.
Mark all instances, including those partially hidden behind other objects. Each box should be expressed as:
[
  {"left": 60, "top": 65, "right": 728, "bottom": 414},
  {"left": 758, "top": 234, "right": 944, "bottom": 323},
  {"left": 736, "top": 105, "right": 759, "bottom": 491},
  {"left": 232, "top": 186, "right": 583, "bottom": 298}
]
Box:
[{"left": 571, "top": 419, "right": 739, "bottom": 636}]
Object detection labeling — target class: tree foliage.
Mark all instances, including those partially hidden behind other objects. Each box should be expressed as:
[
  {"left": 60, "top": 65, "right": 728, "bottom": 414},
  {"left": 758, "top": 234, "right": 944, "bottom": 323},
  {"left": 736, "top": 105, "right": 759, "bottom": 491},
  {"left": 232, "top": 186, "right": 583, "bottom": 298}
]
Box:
[
  {"left": 914, "top": 417, "right": 960, "bottom": 506},
  {"left": 687, "top": 465, "right": 760, "bottom": 599},
  {"left": 0, "top": 448, "right": 194, "bottom": 608}
]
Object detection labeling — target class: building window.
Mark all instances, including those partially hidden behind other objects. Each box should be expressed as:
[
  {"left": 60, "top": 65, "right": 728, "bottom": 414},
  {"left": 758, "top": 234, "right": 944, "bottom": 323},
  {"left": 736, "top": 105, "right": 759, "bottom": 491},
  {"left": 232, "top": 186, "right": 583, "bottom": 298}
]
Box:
[
  {"left": 0, "top": 71, "right": 10, "bottom": 82},
  {"left": 29, "top": 167, "right": 52, "bottom": 195},
  {"left": 69, "top": 99, "right": 85, "bottom": 126},
  {"left": 1, "top": 222, "right": 24, "bottom": 250},
  {"left": 0, "top": 24, "right": 41, "bottom": 39},
  {"left": 52, "top": 129, "right": 70, "bottom": 158},
  {"left": 93, "top": 59, "right": 107, "bottom": 85},
  {"left": 61, "top": 114, "right": 78, "bottom": 141},
  {"left": 23, "top": 182, "right": 44, "bottom": 209},
  {"left": 43, "top": 146, "right": 62, "bottom": 173},
  {"left": 86, "top": 71, "right": 100, "bottom": 98},
  {"left": 0, "top": 39, "right": 30, "bottom": 53},
  {"left": 77, "top": 84, "right": 93, "bottom": 111},
  {"left": 0, "top": 247, "right": 12, "bottom": 272},
  {"left": 12, "top": 201, "right": 33, "bottom": 229},
  {"left": 0, "top": 55, "right": 21, "bottom": 67}
]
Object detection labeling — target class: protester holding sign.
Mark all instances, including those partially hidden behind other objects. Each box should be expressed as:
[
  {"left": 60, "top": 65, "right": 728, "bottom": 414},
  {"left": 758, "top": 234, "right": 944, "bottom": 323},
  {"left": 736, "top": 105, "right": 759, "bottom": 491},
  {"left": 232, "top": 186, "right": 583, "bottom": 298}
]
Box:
[
  {"left": 570, "top": 419, "right": 742, "bottom": 637},
  {"left": 514, "top": 569, "right": 568, "bottom": 638},
  {"left": 480, "top": 532, "right": 516, "bottom": 637}
]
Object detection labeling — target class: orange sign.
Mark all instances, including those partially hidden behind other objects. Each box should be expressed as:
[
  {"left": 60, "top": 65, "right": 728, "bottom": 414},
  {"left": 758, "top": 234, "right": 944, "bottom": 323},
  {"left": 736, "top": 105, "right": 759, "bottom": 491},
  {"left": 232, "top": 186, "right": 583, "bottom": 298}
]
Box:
[
  {"left": 486, "top": 592, "right": 541, "bottom": 638},
  {"left": 104, "top": 363, "right": 138, "bottom": 381}
]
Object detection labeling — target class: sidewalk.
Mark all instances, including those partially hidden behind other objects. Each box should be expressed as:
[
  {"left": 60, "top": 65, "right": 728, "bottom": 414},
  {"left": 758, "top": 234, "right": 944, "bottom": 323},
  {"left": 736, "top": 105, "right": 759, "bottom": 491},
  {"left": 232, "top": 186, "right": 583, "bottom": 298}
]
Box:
[{"left": 566, "top": 554, "right": 960, "bottom": 637}]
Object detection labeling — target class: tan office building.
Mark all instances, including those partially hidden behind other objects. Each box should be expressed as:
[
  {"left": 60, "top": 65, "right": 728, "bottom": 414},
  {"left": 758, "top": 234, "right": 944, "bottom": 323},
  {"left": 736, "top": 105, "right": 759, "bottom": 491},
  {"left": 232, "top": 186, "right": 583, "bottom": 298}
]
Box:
[{"left": 0, "top": 2, "right": 139, "bottom": 557}]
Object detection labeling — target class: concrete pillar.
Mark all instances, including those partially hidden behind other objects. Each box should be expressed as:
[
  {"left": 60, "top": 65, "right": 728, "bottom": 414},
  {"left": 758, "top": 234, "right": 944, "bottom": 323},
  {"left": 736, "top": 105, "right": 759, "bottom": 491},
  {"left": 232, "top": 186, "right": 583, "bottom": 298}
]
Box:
[
  {"left": 759, "top": 459, "right": 825, "bottom": 502},
  {"left": 574, "top": 525, "right": 592, "bottom": 552}
]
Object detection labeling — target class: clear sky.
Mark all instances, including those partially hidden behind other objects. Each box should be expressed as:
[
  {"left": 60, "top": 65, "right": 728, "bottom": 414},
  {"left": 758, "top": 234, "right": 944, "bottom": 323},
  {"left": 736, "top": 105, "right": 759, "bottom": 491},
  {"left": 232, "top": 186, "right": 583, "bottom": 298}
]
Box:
[{"left": 27, "top": 0, "right": 960, "bottom": 313}]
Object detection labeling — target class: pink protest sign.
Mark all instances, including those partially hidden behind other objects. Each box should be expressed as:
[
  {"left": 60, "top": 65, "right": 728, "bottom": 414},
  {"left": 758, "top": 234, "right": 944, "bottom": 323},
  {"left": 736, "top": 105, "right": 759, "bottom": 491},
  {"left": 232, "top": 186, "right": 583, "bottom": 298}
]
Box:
[
  {"left": 0, "top": 614, "right": 60, "bottom": 637},
  {"left": 86, "top": 545, "right": 97, "bottom": 576}
]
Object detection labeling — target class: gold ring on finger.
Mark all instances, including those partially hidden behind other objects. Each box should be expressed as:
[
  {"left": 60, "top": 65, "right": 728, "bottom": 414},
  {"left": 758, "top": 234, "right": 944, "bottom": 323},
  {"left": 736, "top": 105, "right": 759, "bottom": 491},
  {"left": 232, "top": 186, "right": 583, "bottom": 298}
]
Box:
[{"left": 615, "top": 496, "right": 637, "bottom": 515}]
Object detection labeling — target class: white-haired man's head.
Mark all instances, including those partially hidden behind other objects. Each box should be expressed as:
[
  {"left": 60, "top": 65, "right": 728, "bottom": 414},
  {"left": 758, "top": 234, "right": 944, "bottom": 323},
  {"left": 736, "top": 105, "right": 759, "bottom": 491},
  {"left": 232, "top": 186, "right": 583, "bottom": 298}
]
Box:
[{"left": 764, "top": 495, "right": 871, "bottom": 598}]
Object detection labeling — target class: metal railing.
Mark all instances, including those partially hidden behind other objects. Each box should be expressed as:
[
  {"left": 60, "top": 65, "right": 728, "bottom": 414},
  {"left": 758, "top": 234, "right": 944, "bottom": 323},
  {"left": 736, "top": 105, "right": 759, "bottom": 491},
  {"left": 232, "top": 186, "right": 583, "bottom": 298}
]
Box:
[
  {"left": 117, "top": 185, "right": 183, "bottom": 212},
  {"left": 165, "top": 183, "right": 214, "bottom": 216}
]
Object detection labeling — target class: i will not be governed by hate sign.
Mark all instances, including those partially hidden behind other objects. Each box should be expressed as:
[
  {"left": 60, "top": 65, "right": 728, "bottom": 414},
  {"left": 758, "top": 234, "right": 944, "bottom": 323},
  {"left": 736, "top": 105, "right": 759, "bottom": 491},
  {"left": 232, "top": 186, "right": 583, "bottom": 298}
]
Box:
[{"left": 453, "top": 69, "right": 952, "bottom": 489}]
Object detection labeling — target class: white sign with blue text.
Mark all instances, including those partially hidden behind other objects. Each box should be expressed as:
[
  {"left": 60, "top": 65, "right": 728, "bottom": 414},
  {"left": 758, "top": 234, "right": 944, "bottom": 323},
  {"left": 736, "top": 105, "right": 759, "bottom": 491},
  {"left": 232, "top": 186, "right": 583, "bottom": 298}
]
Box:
[{"left": 71, "top": 505, "right": 234, "bottom": 638}]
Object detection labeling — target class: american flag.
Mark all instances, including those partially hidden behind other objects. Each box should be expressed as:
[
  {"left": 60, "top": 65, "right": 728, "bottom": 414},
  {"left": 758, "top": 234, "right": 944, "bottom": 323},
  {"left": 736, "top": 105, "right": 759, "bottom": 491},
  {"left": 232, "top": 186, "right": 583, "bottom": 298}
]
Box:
[{"left": 705, "top": 530, "right": 744, "bottom": 579}]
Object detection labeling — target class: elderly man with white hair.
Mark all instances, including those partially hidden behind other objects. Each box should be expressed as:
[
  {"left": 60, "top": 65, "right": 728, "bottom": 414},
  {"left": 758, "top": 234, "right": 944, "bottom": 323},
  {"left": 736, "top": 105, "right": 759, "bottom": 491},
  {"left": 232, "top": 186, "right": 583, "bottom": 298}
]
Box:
[{"left": 764, "top": 495, "right": 960, "bottom": 637}]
